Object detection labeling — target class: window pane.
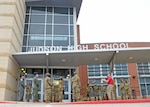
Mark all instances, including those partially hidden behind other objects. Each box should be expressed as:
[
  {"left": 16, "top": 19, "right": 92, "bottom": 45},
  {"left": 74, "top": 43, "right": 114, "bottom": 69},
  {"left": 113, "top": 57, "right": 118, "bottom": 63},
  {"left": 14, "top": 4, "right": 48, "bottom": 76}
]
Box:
[
  {"left": 46, "top": 36, "right": 52, "bottom": 46},
  {"left": 25, "top": 15, "right": 29, "bottom": 23},
  {"left": 70, "top": 37, "right": 74, "bottom": 45},
  {"left": 29, "top": 24, "right": 45, "bottom": 34},
  {"left": 46, "top": 25, "right": 52, "bottom": 34},
  {"left": 26, "top": 6, "right": 30, "bottom": 13},
  {"left": 54, "top": 15, "right": 68, "bottom": 24},
  {"left": 70, "top": 26, "right": 74, "bottom": 35},
  {"left": 53, "top": 36, "right": 69, "bottom": 46},
  {"left": 23, "top": 36, "right": 27, "bottom": 46},
  {"left": 70, "top": 8, "right": 73, "bottom": 15},
  {"left": 54, "top": 7, "right": 68, "bottom": 15},
  {"left": 47, "top": 15, "right": 52, "bottom": 23},
  {"left": 70, "top": 16, "right": 73, "bottom": 24},
  {"left": 47, "top": 7, "right": 52, "bottom": 14},
  {"left": 30, "top": 15, "right": 45, "bottom": 23},
  {"left": 54, "top": 25, "right": 69, "bottom": 35},
  {"left": 28, "top": 36, "right": 44, "bottom": 46},
  {"left": 147, "top": 84, "right": 150, "bottom": 95},
  {"left": 24, "top": 24, "right": 28, "bottom": 34},
  {"left": 31, "top": 7, "right": 45, "bottom": 14}
]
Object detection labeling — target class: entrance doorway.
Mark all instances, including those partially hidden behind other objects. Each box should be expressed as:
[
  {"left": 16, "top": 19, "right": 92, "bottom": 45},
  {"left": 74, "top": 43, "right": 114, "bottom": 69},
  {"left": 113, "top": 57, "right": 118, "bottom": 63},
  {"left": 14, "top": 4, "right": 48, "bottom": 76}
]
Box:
[{"left": 24, "top": 78, "right": 44, "bottom": 102}]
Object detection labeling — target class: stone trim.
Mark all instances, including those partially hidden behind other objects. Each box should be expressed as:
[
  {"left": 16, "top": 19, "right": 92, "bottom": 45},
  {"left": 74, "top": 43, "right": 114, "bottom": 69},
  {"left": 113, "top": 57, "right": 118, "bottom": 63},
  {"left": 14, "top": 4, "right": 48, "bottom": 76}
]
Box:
[{"left": 0, "top": 83, "right": 17, "bottom": 93}]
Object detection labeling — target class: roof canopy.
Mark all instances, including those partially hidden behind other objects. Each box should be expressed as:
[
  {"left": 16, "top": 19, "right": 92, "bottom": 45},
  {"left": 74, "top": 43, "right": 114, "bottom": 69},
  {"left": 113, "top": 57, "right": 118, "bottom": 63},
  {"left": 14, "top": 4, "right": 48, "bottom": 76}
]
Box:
[
  {"left": 12, "top": 48, "right": 150, "bottom": 67},
  {"left": 25, "top": 0, "right": 82, "bottom": 18}
]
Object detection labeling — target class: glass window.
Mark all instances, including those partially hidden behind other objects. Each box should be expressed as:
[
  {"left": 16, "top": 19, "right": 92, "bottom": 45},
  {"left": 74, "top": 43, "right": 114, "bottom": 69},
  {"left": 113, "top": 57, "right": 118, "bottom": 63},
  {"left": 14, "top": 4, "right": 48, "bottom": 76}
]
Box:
[
  {"left": 25, "top": 15, "right": 29, "bottom": 23},
  {"left": 47, "top": 15, "right": 52, "bottom": 23},
  {"left": 30, "top": 15, "right": 45, "bottom": 23},
  {"left": 45, "top": 36, "right": 52, "bottom": 46},
  {"left": 70, "top": 16, "right": 73, "bottom": 24},
  {"left": 31, "top": 7, "right": 45, "bottom": 14},
  {"left": 70, "top": 8, "right": 73, "bottom": 15},
  {"left": 29, "top": 24, "right": 45, "bottom": 34},
  {"left": 54, "top": 15, "right": 68, "bottom": 24},
  {"left": 22, "top": 47, "right": 26, "bottom": 52},
  {"left": 26, "top": 6, "right": 30, "bottom": 13},
  {"left": 147, "top": 84, "right": 150, "bottom": 95},
  {"left": 54, "top": 7, "right": 68, "bottom": 15},
  {"left": 54, "top": 25, "right": 69, "bottom": 35},
  {"left": 70, "top": 37, "right": 74, "bottom": 45},
  {"left": 28, "top": 36, "right": 44, "bottom": 46},
  {"left": 46, "top": 25, "right": 52, "bottom": 34},
  {"left": 70, "top": 25, "right": 74, "bottom": 35},
  {"left": 47, "top": 7, "right": 52, "bottom": 14},
  {"left": 23, "top": 36, "right": 27, "bottom": 46},
  {"left": 53, "top": 36, "right": 69, "bottom": 46},
  {"left": 24, "top": 24, "right": 28, "bottom": 34}
]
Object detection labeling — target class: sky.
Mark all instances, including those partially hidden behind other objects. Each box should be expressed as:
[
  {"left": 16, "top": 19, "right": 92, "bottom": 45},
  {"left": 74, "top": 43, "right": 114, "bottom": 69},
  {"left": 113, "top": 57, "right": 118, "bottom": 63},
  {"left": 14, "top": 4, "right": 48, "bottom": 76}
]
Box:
[{"left": 77, "top": 0, "right": 150, "bottom": 43}]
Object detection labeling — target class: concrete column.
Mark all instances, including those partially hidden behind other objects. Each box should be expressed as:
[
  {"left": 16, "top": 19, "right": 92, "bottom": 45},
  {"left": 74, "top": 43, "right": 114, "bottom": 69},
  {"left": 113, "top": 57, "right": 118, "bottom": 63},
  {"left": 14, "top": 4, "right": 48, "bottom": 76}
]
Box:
[{"left": 0, "top": 0, "right": 25, "bottom": 101}]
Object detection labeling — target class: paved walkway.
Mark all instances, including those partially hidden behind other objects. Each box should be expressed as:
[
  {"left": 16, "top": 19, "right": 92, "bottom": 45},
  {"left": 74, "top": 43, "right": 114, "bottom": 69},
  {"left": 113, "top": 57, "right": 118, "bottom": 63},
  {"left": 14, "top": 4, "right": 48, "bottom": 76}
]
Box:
[{"left": 0, "top": 99, "right": 150, "bottom": 107}]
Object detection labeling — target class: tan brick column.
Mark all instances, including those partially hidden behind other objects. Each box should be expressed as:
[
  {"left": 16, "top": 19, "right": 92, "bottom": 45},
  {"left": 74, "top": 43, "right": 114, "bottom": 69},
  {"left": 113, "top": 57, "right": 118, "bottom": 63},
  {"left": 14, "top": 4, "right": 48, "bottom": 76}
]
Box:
[{"left": 0, "top": 0, "right": 25, "bottom": 101}]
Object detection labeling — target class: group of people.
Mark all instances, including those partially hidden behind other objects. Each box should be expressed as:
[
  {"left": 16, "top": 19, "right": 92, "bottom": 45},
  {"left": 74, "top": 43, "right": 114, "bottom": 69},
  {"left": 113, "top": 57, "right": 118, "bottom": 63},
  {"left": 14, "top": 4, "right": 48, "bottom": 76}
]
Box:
[{"left": 17, "top": 72, "right": 65, "bottom": 102}]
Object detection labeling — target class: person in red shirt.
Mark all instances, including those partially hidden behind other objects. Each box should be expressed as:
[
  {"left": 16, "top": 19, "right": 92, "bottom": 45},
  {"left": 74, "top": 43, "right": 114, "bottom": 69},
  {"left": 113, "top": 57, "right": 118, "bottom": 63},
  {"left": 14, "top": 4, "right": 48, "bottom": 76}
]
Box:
[{"left": 101, "top": 73, "right": 115, "bottom": 100}]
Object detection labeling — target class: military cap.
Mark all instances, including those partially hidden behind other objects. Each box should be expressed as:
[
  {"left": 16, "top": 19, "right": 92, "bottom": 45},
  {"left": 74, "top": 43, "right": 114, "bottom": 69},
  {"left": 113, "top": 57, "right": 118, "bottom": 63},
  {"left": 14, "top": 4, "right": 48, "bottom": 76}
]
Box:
[
  {"left": 33, "top": 72, "right": 38, "bottom": 75},
  {"left": 46, "top": 72, "right": 50, "bottom": 76}
]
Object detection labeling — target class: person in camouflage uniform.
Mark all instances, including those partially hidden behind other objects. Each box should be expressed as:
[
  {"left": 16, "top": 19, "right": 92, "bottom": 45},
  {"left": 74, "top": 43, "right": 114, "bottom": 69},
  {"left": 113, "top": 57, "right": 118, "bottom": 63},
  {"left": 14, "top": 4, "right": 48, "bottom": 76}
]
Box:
[
  {"left": 53, "top": 79, "right": 60, "bottom": 102},
  {"left": 33, "top": 72, "right": 39, "bottom": 102},
  {"left": 124, "top": 79, "right": 131, "bottom": 99},
  {"left": 100, "top": 85, "right": 107, "bottom": 100},
  {"left": 71, "top": 71, "right": 81, "bottom": 102},
  {"left": 59, "top": 77, "right": 65, "bottom": 102},
  {"left": 93, "top": 85, "right": 99, "bottom": 100},
  {"left": 85, "top": 84, "right": 91, "bottom": 101},
  {"left": 44, "top": 72, "right": 52, "bottom": 103},
  {"left": 26, "top": 83, "right": 31, "bottom": 102},
  {"left": 119, "top": 79, "right": 125, "bottom": 100}
]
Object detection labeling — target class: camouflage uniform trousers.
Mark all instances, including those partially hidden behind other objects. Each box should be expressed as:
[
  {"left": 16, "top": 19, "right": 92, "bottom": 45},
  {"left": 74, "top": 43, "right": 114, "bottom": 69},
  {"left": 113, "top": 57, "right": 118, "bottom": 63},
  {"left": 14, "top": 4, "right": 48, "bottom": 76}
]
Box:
[
  {"left": 33, "top": 88, "right": 39, "bottom": 102},
  {"left": 94, "top": 90, "right": 99, "bottom": 100},
  {"left": 72, "top": 86, "right": 80, "bottom": 101},
  {"left": 86, "top": 91, "right": 91, "bottom": 101},
  {"left": 125, "top": 89, "right": 131, "bottom": 99},
  {"left": 45, "top": 88, "right": 52, "bottom": 102},
  {"left": 59, "top": 90, "right": 64, "bottom": 102}
]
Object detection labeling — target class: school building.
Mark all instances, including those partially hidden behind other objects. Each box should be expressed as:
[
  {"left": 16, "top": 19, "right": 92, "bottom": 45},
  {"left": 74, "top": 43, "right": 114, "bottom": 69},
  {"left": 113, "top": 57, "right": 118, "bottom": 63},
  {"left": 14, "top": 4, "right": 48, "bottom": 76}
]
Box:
[{"left": 0, "top": 0, "right": 150, "bottom": 102}]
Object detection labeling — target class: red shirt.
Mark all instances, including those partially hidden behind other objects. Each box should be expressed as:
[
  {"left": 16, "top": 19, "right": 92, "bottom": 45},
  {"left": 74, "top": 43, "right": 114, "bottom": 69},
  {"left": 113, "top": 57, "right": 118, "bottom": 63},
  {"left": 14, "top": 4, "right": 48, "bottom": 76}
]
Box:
[{"left": 107, "top": 75, "right": 113, "bottom": 84}]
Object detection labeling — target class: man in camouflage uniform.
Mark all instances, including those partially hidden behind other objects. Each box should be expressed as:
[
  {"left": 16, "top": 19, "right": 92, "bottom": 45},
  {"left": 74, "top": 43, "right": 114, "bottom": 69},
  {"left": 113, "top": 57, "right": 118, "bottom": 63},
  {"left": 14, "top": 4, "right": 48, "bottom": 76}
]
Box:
[
  {"left": 93, "top": 85, "right": 99, "bottom": 100},
  {"left": 33, "top": 72, "right": 39, "bottom": 102},
  {"left": 85, "top": 84, "right": 91, "bottom": 101},
  {"left": 124, "top": 79, "right": 131, "bottom": 99},
  {"left": 100, "top": 85, "right": 107, "bottom": 100},
  {"left": 59, "top": 77, "right": 65, "bottom": 102},
  {"left": 44, "top": 72, "right": 52, "bottom": 103},
  {"left": 119, "top": 79, "right": 125, "bottom": 100},
  {"left": 53, "top": 79, "right": 60, "bottom": 102},
  {"left": 26, "top": 83, "right": 31, "bottom": 102},
  {"left": 71, "top": 71, "right": 81, "bottom": 102}
]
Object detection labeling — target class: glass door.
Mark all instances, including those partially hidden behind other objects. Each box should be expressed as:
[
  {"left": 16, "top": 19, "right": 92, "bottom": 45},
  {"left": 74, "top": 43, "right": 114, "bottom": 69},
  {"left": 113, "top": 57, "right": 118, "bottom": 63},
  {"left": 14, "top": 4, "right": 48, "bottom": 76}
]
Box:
[
  {"left": 63, "top": 79, "right": 71, "bottom": 102},
  {"left": 24, "top": 78, "right": 44, "bottom": 102}
]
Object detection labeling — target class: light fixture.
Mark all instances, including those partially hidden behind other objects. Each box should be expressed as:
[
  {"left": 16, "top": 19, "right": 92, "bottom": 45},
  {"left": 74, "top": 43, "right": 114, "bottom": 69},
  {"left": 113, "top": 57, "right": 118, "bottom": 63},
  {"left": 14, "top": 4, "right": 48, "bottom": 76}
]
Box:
[
  {"left": 94, "top": 57, "right": 99, "bottom": 61},
  {"left": 128, "top": 56, "right": 133, "bottom": 60},
  {"left": 62, "top": 59, "right": 66, "bottom": 62}
]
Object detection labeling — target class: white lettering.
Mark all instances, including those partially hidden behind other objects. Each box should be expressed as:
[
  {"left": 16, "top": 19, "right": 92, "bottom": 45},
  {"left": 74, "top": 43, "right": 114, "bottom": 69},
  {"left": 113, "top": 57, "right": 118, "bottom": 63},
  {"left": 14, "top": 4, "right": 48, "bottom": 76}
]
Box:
[
  {"left": 94, "top": 44, "right": 99, "bottom": 49},
  {"left": 106, "top": 44, "right": 112, "bottom": 49},
  {"left": 82, "top": 45, "right": 89, "bottom": 50},
  {"left": 100, "top": 44, "right": 106, "bottom": 49},
  {"left": 113, "top": 43, "right": 119, "bottom": 49}
]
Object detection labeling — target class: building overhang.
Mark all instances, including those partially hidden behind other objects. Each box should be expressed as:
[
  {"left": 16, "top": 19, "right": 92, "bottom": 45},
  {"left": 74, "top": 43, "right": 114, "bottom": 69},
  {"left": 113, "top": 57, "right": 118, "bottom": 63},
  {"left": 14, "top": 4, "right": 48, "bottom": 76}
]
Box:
[
  {"left": 25, "top": 0, "right": 82, "bottom": 18},
  {"left": 12, "top": 47, "right": 150, "bottom": 67}
]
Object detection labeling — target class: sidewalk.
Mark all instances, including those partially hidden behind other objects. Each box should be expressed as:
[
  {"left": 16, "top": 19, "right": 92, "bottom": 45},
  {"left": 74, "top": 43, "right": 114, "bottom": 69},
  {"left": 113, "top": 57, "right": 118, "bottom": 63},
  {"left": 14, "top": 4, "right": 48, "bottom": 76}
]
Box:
[{"left": 0, "top": 99, "right": 150, "bottom": 107}]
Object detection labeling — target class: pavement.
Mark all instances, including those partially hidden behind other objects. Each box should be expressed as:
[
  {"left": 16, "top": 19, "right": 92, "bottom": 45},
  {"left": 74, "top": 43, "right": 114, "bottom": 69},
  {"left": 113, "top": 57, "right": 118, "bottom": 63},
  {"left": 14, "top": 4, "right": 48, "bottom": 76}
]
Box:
[{"left": 0, "top": 99, "right": 150, "bottom": 107}]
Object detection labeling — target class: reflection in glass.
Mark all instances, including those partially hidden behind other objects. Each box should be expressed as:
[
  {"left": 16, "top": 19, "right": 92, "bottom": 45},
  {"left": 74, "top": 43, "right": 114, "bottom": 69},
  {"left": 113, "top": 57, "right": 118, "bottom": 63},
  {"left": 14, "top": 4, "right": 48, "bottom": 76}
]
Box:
[
  {"left": 28, "top": 36, "right": 44, "bottom": 46},
  {"left": 46, "top": 36, "right": 52, "bottom": 46},
  {"left": 31, "top": 7, "right": 45, "bottom": 14},
  {"left": 70, "top": 26, "right": 74, "bottom": 35},
  {"left": 54, "top": 25, "right": 69, "bottom": 35},
  {"left": 70, "top": 8, "right": 73, "bottom": 15},
  {"left": 47, "top": 7, "right": 52, "bottom": 14},
  {"left": 23, "top": 36, "right": 27, "bottom": 46},
  {"left": 30, "top": 15, "right": 45, "bottom": 23},
  {"left": 70, "top": 16, "right": 73, "bottom": 24},
  {"left": 47, "top": 15, "right": 52, "bottom": 23},
  {"left": 24, "top": 24, "right": 28, "bottom": 34},
  {"left": 29, "top": 24, "right": 45, "bottom": 34},
  {"left": 54, "top": 7, "right": 68, "bottom": 15},
  {"left": 54, "top": 15, "right": 68, "bottom": 24},
  {"left": 46, "top": 25, "right": 52, "bottom": 34},
  {"left": 53, "top": 36, "right": 69, "bottom": 46},
  {"left": 70, "top": 37, "right": 74, "bottom": 45},
  {"left": 25, "top": 15, "right": 29, "bottom": 23}
]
